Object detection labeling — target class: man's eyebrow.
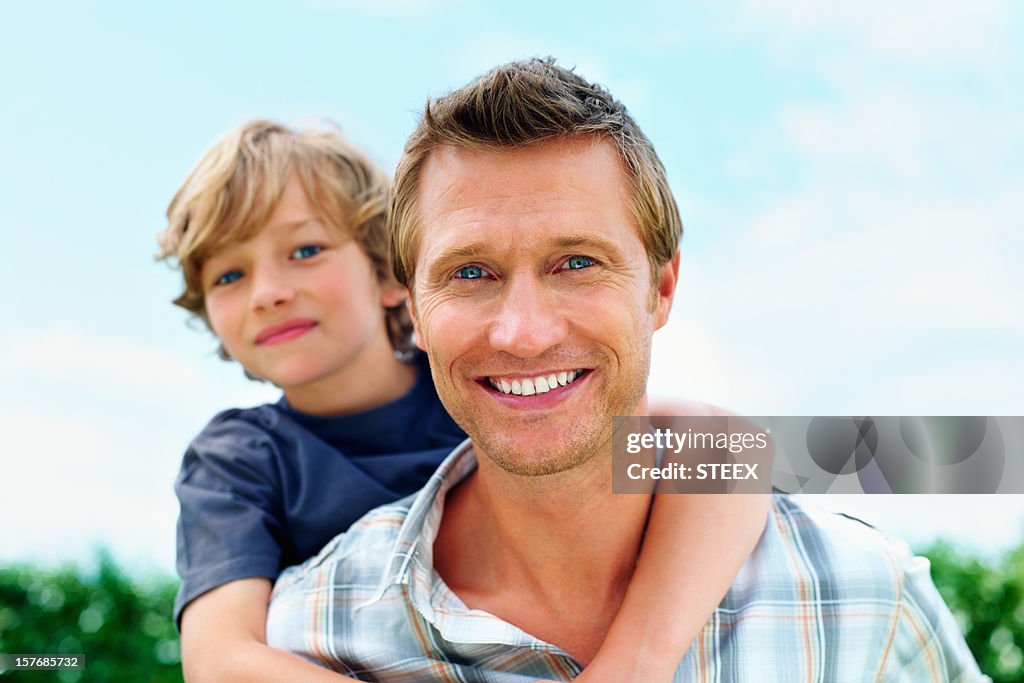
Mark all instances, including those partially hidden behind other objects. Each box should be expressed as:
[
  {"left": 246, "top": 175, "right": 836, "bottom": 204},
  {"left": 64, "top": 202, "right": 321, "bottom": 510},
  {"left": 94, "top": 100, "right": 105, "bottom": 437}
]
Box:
[
  {"left": 423, "top": 241, "right": 493, "bottom": 281},
  {"left": 422, "top": 233, "right": 629, "bottom": 282},
  {"left": 552, "top": 234, "right": 627, "bottom": 259}
]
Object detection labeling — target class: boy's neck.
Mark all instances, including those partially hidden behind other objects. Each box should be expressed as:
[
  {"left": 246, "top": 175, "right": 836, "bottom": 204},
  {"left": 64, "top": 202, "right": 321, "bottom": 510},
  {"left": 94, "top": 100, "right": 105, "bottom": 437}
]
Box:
[{"left": 283, "top": 347, "right": 418, "bottom": 416}]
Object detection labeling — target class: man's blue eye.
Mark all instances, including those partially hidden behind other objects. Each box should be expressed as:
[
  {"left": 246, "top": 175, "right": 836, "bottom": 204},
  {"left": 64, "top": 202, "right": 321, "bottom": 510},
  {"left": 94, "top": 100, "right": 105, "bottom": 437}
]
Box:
[
  {"left": 564, "top": 255, "right": 594, "bottom": 270},
  {"left": 215, "top": 270, "right": 242, "bottom": 286},
  {"left": 455, "top": 265, "right": 486, "bottom": 280},
  {"left": 292, "top": 245, "right": 322, "bottom": 260}
]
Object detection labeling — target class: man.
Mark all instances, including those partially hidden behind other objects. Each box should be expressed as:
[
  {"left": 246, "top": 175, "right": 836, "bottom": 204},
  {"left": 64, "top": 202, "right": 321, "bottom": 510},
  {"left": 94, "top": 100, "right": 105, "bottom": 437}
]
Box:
[{"left": 267, "top": 58, "right": 987, "bottom": 681}]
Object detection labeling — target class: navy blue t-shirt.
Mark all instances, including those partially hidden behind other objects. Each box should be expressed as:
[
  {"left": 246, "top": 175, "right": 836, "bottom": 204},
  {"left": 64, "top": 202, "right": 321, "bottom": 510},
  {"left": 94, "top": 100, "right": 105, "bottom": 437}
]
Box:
[{"left": 173, "top": 354, "right": 465, "bottom": 623}]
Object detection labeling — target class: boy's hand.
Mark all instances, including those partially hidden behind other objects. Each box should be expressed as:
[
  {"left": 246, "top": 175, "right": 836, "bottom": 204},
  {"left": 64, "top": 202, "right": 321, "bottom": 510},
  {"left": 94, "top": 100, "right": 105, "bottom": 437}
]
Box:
[{"left": 569, "top": 647, "right": 678, "bottom": 683}]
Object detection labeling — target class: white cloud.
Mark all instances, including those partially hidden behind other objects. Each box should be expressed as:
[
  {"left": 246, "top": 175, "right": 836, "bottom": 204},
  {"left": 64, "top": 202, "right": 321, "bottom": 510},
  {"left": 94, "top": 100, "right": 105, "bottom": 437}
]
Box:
[
  {"left": 443, "top": 38, "right": 652, "bottom": 114},
  {"left": 0, "top": 326, "right": 279, "bottom": 572},
  {"left": 876, "top": 360, "right": 1024, "bottom": 415},
  {"left": 0, "top": 327, "right": 280, "bottom": 572},
  {"left": 0, "top": 411, "right": 181, "bottom": 572},
  {"left": 298, "top": 0, "right": 460, "bottom": 19},
  {"left": 802, "top": 495, "right": 1024, "bottom": 556},
  {"left": 779, "top": 92, "right": 931, "bottom": 182},
  {"left": 675, "top": 3, "right": 1024, "bottom": 415},
  {"left": 652, "top": 181, "right": 1024, "bottom": 415},
  {"left": 0, "top": 325, "right": 208, "bottom": 399},
  {"left": 650, "top": 314, "right": 737, "bottom": 408},
  {"left": 0, "top": 325, "right": 278, "bottom": 412},
  {"left": 738, "top": 0, "right": 1015, "bottom": 70}
]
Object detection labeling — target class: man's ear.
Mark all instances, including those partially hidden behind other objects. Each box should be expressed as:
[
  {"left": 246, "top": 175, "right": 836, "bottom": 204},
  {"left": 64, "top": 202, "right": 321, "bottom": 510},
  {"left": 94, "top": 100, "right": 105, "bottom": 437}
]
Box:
[
  {"left": 653, "top": 253, "right": 680, "bottom": 330},
  {"left": 407, "top": 296, "right": 428, "bottom": 352}
]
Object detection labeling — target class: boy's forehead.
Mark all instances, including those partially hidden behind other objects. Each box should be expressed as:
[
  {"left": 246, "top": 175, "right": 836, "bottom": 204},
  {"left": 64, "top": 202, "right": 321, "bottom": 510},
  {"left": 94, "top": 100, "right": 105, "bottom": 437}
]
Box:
[{"left": 196, "top": 173, "right": 323, "bottom": 258}]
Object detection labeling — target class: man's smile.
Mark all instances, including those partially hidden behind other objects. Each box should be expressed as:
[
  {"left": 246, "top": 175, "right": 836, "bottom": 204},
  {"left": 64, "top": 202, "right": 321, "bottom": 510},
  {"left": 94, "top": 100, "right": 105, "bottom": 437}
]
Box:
[
  {"left": 473, "top": 368, "right": 594, "bottom": 412},
  {"left": 484, "top": 369, "right": 587, "bottom": 396}
]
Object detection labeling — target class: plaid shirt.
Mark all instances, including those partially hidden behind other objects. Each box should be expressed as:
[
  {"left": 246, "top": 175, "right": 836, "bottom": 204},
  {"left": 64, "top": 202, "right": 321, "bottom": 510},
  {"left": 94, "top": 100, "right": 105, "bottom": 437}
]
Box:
[{"left": 267, "top": 440, "right": 988, "bottom": 682}]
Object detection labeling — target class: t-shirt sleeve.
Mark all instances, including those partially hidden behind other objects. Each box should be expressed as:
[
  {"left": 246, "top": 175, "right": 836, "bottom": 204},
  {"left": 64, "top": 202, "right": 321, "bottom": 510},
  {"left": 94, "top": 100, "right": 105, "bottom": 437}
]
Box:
[
  {"left": 173, "top": 412, "right": 288, "bottom": 625},
  {"left": 880, "top": 542, "right": 990, "bottom": 682}
]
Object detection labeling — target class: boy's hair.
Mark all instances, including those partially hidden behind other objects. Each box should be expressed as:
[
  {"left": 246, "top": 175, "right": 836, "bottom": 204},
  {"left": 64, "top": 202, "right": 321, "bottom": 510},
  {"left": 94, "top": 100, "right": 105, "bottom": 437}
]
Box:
[
  {"left": 157, "top": 119, "right": 414, "bottom": 359},
  {"left": 389, "top": 56, "right": 683, "bottom": 295}
]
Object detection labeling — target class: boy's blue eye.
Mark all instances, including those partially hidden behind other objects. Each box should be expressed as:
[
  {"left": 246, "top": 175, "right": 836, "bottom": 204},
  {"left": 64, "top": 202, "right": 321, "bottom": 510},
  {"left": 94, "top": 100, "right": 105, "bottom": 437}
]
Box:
[
  {"left": 215, "top": 270, "right": 242, "bottom": 286},
  {"left": 454, "top": 264, "right": 487, "bottom": 280},
  {"left": 563, "top": 255, "right": 594, "bottom": 270},
  {"left": 292, "top": 245, "right": 322, "bottom": 260}
]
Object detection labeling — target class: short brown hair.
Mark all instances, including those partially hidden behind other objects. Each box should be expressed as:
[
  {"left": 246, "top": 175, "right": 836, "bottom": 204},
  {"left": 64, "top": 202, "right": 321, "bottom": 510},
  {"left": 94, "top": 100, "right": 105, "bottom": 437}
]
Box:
[
  {"left": 157, "top": 119, "right": 413, "bottom": 357},
  {"left": 389, "top": 57, "right": 682, "bottom": 292}
]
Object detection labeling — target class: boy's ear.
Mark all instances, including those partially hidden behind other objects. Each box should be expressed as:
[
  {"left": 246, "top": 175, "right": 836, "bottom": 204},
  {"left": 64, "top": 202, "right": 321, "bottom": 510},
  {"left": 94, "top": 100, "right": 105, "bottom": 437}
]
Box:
[{"left": 379, "top": 282, "right": 408, "bottom": 309}]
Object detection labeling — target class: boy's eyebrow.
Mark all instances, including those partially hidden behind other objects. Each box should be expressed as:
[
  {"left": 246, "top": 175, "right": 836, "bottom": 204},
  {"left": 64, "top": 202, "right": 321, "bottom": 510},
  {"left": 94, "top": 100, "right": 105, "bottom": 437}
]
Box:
[
  {"left": 273, "top": 217, "right": 325, "bottom": 232},
  {"left": 263, "top": 217, "right": 346, "bottom": 241},
  {"left": 203, "top": 218, "right": 330, "bottom": 264}
]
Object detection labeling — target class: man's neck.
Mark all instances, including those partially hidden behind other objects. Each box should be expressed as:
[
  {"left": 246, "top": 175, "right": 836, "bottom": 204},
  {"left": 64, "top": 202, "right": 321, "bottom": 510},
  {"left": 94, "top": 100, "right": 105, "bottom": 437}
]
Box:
[{"left": 433, "top": 447, "right": 653, "bottom": 664}]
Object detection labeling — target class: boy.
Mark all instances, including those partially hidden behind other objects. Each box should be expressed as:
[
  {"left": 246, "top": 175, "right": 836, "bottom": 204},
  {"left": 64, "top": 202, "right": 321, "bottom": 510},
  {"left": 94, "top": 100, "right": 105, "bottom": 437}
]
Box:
[{"left": 158, "top": 119, "right": 768, "bottom": 682}]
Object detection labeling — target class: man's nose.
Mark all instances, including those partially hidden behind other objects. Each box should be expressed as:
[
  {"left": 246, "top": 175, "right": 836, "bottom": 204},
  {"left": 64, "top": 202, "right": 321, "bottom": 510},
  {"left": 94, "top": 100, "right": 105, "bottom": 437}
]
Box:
[
  {"left": 487, "top": 275, "right": 569, "bottom": 358},
  {"left": 249, "top": 263, "right": 295, "bottom": 311}
]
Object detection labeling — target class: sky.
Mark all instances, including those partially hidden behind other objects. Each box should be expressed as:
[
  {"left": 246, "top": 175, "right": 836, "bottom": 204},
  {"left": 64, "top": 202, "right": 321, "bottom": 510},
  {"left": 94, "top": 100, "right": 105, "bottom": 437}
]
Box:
[{"left": 1, "top": 1, "right": 1022, "bottom": 574}]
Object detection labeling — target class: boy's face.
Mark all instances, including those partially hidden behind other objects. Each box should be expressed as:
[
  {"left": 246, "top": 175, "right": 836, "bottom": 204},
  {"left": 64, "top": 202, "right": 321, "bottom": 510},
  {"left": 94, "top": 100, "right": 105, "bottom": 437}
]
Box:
[{"left": 200, "top": 176, "right": 406, "bottom": 407}]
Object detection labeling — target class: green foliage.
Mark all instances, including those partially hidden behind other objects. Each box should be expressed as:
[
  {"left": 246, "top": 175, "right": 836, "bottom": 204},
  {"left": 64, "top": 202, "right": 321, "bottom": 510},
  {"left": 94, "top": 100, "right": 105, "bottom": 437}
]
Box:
[
  {"left": 0, "top": 542, "right": 1022, "bottom": 680},
  {"left": 0, "top": 550, "right": 181, "bottom": 683},
  {"left": 919, "top": 539, "right": 1024, "bottom": 683}
]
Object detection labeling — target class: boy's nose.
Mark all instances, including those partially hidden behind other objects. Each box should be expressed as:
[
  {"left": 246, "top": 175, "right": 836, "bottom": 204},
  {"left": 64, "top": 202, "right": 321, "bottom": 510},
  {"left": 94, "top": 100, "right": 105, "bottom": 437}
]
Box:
[{"left": 250, "top": 264, "right": 295, "bottom": 311}]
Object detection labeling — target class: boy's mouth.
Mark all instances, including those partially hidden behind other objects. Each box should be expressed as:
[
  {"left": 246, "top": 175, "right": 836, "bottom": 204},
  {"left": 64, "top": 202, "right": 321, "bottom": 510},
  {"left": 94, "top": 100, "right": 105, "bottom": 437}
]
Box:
[
  {"left": 484, "top": 369, "right": 587, "bottom": 396},
  {"left": 255, "top": 319, "right": 318, "bottom": 345}
]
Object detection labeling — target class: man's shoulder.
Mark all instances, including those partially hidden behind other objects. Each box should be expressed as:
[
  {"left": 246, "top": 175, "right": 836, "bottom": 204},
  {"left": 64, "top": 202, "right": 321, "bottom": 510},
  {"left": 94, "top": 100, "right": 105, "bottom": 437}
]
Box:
[
  {"left": 274, "top": 495, "right": 415, "bottom": 584},
  {"left": 769, "top": 493, "right": 903, "bottom": 556},
  {"left": 733, "top": 494, "right": 914, "bottom": 605}
]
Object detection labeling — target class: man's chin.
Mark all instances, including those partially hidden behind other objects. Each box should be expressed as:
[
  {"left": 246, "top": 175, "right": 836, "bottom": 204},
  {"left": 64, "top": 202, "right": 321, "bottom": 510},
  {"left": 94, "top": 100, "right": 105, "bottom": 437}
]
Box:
[
  {"left": 488, "top": 451, "right": 590, "bottom": 477},
  {"left": 473, "top": 426, "right": 609, "bottom": 478}
]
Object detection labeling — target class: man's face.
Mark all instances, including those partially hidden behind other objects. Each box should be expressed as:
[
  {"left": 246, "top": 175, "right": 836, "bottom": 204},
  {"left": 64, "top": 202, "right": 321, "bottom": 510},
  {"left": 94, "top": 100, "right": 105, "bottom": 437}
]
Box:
[{"left": 410, "top": 138, "right": 678, "bottom": 476}]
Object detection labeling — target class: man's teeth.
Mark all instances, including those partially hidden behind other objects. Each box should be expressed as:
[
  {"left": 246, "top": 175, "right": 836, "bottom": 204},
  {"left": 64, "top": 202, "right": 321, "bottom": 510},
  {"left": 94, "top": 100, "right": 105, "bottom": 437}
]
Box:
[{"left": 489, "top": 370, "right": 584, "bottom": 396}]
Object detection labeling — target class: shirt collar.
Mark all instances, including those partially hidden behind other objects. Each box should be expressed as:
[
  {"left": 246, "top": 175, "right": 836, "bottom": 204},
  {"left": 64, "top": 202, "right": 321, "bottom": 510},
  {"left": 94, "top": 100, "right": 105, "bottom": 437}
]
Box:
[{"left": 358, "top": 438, "right": 477, "bottom": 610}]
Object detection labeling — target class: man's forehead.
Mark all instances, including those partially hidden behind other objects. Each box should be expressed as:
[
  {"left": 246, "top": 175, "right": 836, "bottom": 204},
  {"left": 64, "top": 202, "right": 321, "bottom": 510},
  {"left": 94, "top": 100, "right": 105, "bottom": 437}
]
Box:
[
  {"left": 420, "top": 138, "right": 626, "bottom": 198},
  {"left": 416, "top": 139, "right": 630, "bottom": 224},
  {"left": 409, "top": 140, "right": 651, "bottom": 297}
]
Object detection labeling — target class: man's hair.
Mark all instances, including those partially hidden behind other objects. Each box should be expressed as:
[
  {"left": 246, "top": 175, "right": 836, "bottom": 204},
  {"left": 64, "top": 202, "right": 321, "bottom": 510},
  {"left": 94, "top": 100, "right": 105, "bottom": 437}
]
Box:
[
  {"left": 157, "top": 119, "right": 413, "bottom": 358},
  {"left": 389, "top": 57, "right": 683, "bottom": 292}
]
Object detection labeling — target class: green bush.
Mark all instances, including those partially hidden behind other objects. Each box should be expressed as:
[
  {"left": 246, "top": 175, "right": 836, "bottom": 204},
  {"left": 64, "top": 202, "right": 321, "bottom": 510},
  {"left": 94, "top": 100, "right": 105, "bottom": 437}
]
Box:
[
  {"left": 0, "top": 550, "right": 181, "bottom": 682},
  {"left": 920, "top": 540, "right": 1024, "bottom": 683},
  {"left": 0, "top": 542, "right": 1021, "bottom": 680}
]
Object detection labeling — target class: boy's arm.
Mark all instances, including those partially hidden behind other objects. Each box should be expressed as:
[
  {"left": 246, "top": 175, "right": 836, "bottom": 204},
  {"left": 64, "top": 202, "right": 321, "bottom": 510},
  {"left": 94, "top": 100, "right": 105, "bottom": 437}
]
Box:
[
  {"left": 180, "top": 578, "right": 361, "bottom": 683},
  {"left": 575, "top": 400, "right": 771, "bottom": 683},
  {"left": 576, "top": 493, "right": 769, "bottom": 682}
]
